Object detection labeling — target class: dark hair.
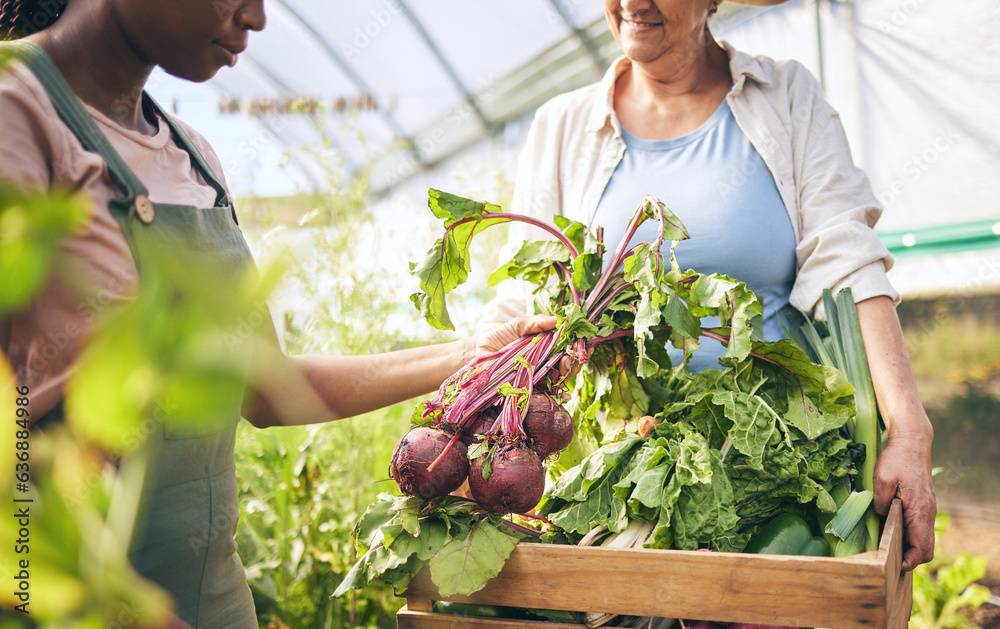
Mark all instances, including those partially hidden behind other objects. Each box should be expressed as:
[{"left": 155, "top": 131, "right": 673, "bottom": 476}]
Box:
[{"left": 0, "top": 0, "right": 67, "bottom": 40}]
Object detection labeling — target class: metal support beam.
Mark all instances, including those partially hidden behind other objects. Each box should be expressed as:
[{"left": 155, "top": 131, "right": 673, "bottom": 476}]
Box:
[
  {"left": 815, "top": 0, "right": 826, "bottom": 92},
  {"left": 394, "top": 0, "right": 492, "bottom": 129},
  {"left": 545, "top": 0, "right": 607, "bottom": 75},
  {"left": 219, "top": 55, "right": 330, "bottom": 188},
  {"left": 269, "top": 0, "right": 422, "bottom": 163}
]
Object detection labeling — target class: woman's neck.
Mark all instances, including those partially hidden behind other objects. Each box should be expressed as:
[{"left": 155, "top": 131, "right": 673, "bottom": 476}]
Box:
[
  {"left": 614, "top": 34, "right": 731, "bottom": 140},
  {"left": 630, "top": 30, "right": 730, "bottom": 100},
  {"left": 27, "top": 1, "right": 156, "bottom": 134}
]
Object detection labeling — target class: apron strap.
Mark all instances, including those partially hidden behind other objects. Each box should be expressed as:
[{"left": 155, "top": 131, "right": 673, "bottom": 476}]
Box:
[
  {"left": 145, "top": 96, "right": 232, "bottom": 211},
  {"left": 4, "top": 41, "right": 236, "bottom": 221},
  {"left": 3, "top": 40, "right": 151, "bottom": 211}
]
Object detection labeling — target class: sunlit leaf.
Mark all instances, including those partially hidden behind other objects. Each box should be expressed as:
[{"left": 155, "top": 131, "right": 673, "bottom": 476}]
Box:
[
  {"left": 428, "top": 518, "right": 519, "bottom": 597},
  {"left": 0, "top": 188, "right": 89, "bottom": 312}
]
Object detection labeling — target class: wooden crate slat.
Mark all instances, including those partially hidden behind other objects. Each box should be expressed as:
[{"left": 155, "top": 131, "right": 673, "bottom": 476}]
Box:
[
  {"left": 400, "top": 499, "right": 908, "bottom": 628},
  {"left": 398, "top": 608, "right": 582, "bottom": 629},
  {"left": 879, "top": 498, "right": 906, "bottom": 622},
  {"left": 408, "top": 548, "right": 884, "bottom": 626},
  {"left": 886, "top": 571, "right": 914, "bottom": 629}
]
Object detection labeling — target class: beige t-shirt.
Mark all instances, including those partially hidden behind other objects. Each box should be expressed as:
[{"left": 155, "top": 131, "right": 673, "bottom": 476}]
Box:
[{"left": 0, "top": 60, "right": 232, "bottom": 419}]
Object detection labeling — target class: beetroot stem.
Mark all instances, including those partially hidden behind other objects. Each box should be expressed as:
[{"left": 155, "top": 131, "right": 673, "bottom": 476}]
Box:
[
  {"left": 426, "top": 430, "right": 462, "bottom": 473},
  {"left": 553, "top": 261, "right": 582, "bottom": 306},
  {"left": 445, "top": 213, "right": 580, "bottom": 259}
]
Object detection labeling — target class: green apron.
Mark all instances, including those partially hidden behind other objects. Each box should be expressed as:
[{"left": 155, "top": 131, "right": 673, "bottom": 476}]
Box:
[{"left": 8, "top": 41, "right": 258, "bottom": 628}]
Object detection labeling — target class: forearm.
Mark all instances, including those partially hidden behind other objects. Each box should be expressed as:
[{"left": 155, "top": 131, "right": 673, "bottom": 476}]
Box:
[
  {"left": 855, "top": 296, "right": 933, "bottom": 446},
  {"left": 856, "top": 295, "right": 937, "bottom": 568},
  {"left": 243, "top": 338, "right": 477, "bottom": 427}
]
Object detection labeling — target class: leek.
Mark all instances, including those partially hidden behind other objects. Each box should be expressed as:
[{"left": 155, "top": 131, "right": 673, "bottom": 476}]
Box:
[
  {"left": 825, "top": 490, "right": 874, "bottom": 541},
  {"left": 792, "top": 288, "right": 881, "bottom": 552},
  {"left": 834, "top": 290, "right": 881, "bottom": 551}
]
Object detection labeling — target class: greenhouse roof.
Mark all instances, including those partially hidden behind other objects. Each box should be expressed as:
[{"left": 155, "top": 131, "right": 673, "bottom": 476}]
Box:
[
  {"left": 149, "top": 0, "right": 634, "bottom": 197},
  {"left": 146, "top": 0, "right": 1000, "bottom": 299}
]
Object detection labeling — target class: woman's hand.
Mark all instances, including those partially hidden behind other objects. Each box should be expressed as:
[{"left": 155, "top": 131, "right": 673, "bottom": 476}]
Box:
[
  {"left": 474, "top": 315, "right": 557, "bottom": 356},
  {"left": 856, "top": 296, "right": 937, "bottom": 571},
  {"left": 873, "top": 427, "right": 936, "bottom": 571},
  {"left": 473, "top": 314, "right": 585, "bottom": 382}
]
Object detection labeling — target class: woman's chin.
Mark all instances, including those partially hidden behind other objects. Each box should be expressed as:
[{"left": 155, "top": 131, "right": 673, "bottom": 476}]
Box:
[{"left": 160, "top": 63, "right": 224, "bottom": 84}]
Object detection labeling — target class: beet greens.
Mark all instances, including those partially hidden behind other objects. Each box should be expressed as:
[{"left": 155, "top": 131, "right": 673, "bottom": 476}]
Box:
[
  {"left": 337, "top": 190, "right": 864, "bottom": 599},
  {"left": 409, "top": 189, "right": 764, "bottom": 450}
]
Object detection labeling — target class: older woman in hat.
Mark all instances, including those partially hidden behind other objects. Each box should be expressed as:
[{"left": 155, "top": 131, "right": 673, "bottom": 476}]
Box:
[{"left": 489, "top": 0, "right": 935, "bottom": 569}]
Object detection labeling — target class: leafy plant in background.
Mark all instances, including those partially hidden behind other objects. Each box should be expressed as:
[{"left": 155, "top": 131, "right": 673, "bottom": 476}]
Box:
[{"left": 909, "top": 512, "right": 991, "bottom": 628}]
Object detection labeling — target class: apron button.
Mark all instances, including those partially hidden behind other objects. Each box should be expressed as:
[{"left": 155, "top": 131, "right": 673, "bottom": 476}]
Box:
[{"left": 134, "top": 195, "right": 155, "bottom": 224}]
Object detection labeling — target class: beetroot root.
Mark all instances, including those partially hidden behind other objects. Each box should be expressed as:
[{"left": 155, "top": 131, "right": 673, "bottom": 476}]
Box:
[
  {"left": 468, "top": 444, "right": 545, "bottom": 514},
  {"left": 522, "top": 393, "right": 574, "bottom": 458},
  {"left": 460, "top": 408, "right": 499, "bottom": 446},
  {"left": 390, "top": 427, "right": 469, "bottom": 499}
]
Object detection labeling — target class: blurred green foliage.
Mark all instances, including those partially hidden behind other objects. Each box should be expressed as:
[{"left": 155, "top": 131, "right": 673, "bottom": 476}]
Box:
[
  {"left": 0, "top": 187, "right": 88, "bottom": 313},
  {"left": 910, "top": 512, "right": 991, "bottom": 628},
  {"left": 902, "top": 313, "right": 1000, "bottom": 501},
  {"left": 66, "top": 243, "right": 280, "bottom": 452},
  {"left": 0, "top": 186, "right": 175, "bottom": 626}
]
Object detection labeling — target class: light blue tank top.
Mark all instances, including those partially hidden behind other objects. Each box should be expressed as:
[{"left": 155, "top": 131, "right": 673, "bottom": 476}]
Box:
[{"left": 591, "top": 99, "right": 796, "bottom": 372}]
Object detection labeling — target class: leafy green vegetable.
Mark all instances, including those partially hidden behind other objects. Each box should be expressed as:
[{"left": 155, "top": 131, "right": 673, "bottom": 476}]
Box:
[
  {"left": 429, "top": 519, "right": 520, "bottom": 597},
  {"left": 410, "top": 191, "right": 511, "bottom": 330},
  {"left": 334, "top": 494, "right": 533, "bottom": 599},
  {"left": 538, "top": 330, "right": 860, "bottom": 554},
  {"left": 409, "top": 191, "right": 766, "bottom": 446}
]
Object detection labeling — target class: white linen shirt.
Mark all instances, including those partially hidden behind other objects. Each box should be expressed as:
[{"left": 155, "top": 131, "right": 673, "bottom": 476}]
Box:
[{"left": 485, "top": 41, "right": 898, "bottom": 325}]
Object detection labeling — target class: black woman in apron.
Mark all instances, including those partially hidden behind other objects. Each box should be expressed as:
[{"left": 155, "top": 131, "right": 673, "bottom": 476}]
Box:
[{"left": 0, "top": 2, "right": 556, "bottom": 626}]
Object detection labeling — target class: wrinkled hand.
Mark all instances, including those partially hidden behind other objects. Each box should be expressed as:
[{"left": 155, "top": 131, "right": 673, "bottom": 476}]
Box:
[{"left": 873, "top": 431, "right": 936, "bottom": 571}]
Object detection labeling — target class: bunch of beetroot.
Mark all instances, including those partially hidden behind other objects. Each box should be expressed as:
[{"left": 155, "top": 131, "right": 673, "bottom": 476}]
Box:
[
  {"left": 393, "top": 190, "right": 692, "bottom": 515},
  {"left": 389, "top": 329, "right": 574, "bottom": 514}
]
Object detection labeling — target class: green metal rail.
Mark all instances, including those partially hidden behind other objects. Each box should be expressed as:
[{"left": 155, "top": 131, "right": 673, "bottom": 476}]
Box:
[{"left": 879, "top": 219, "right": 1000, "bottom": 260}]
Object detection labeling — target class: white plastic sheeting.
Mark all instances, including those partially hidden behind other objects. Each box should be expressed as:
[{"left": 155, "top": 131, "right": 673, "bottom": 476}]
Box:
[
  {"left": 151, "top": 0, "right": 1000, "bottom": 300},
  {"left": 714, "top": 0, "right": 1000, "bottom": 233},
  {"left": 712, "top": 0, "right": 1000, "bottom": 297},
  {"left": 378, "top": 0, "right": 1000, "bottom": 300}
]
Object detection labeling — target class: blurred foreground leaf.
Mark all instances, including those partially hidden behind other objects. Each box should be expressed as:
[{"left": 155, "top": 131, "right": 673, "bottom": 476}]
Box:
[
  {"left": 0, "top": 187, "right": 88, "bottom": 312},
  {"left": 65, "top": 242, "right": 280, "bottom": 452}
]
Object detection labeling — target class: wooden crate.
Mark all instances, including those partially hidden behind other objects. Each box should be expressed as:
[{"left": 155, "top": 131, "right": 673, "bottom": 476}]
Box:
[{"left": 397, "top": 499, "right": 912, "bottom": 629}]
